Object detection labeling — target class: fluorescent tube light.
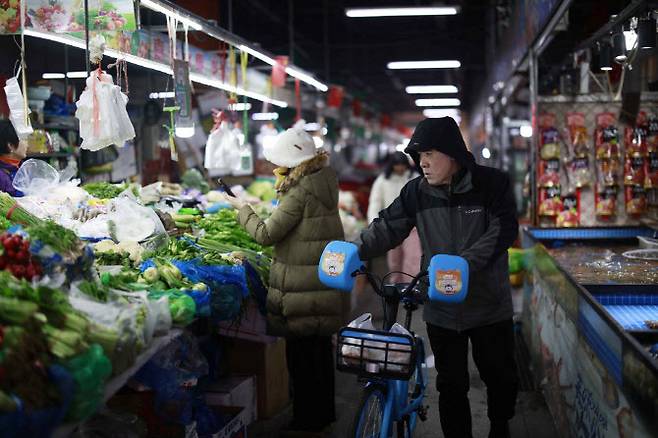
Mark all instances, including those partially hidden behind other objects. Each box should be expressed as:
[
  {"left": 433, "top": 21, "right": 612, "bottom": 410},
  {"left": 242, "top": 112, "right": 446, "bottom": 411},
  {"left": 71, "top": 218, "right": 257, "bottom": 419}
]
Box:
[
  {"left": 140, "top": 0, "right": 203, "bottom": 31},
  {"left": 239, "top": 44, "right": 276, "bottom": 66},
  {"left": 228, "top": 103, "right": 252, "bottom": 111},
  {"left": 175, "top": 125, "right": 196, "bottom": 138},
  {"left": 42, "top": 73, "right": 65, "bottom": 79},
  {"left": 416, "top": 98, "right": 460, "bottom": 107},
  {"left": 285, "top": 67, "right": 328, "bottom": 92},
  {"left": 66, "top": 71, "right": 88, "bottom": 78},
  {"left": 422, "top": 109, "right": 461, "bottom": 122},
  {"left": 149, "top": 92, "right": 175, "bottom": 99},
  {"left": 346, "top": 7, "right": 459, "bottom": 17},
  {"left": 304, "top": 122, "right": 321, "bottom": 131},
  {"left": 405, "top": 85, "right": 458, "bottom": 94},
  {"left": 26, "top": 29, "right": 287, "bottom": 107},
  {"left": 388, "top": 60, "right": 460, "bottom": 69},
  {"left": 252, "top": 112, "right": 279, "bottom": 121}
]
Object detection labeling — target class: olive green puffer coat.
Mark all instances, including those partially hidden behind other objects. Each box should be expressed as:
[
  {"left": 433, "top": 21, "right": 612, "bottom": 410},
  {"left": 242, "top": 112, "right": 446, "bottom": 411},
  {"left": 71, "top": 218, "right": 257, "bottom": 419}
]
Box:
[{"left": 237, "top": 152, "right": 349, "bottom": 337}]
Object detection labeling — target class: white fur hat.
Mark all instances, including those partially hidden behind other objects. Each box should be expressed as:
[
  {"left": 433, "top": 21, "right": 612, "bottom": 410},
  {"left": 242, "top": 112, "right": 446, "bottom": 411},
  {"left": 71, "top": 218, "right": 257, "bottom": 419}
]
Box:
[{"left": 263, "top": 120, "right": 317, "bottom": 168}]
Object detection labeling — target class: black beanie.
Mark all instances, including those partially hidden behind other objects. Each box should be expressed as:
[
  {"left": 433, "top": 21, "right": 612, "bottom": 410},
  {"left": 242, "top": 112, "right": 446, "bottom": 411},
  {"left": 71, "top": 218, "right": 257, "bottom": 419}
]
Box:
[{"left": 404, "top": 117, "right": 475, "bottom": 170}]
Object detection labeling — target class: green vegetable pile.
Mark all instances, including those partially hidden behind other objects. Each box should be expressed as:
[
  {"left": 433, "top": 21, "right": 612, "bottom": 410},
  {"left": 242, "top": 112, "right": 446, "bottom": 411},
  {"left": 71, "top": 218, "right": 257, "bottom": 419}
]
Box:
[
  {"left": 181, "top": 169, "right": 210, "bottom": 194},
  {"left": 82, "top": 182, "right": 128, "bottom": 199},
  {"left": 197, "top": 209, "right": 272, "bottom": 256},
  {"left": 26, "top": 219, "right": 81, "bottom": 254}
]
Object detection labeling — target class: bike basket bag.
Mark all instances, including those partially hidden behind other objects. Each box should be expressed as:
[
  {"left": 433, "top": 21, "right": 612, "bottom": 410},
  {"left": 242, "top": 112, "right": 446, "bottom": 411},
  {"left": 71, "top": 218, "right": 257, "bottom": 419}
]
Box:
[
  {"left": 336, "top": 326, "right": 416, "bottom": 380},
  {"left": 318, "top": 241, "right": 363, "bottom": 291}
]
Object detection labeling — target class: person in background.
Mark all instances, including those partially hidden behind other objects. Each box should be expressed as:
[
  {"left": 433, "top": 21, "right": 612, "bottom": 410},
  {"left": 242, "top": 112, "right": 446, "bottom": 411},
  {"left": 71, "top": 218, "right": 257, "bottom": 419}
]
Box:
[
  {"left": 222, "top": 124, "right": 347, "bottom": 437},
  {"left": 0, "top": 120, "right": 26, "bottom": 196},
  {"left": 367, "top": 151, "right": 421, "bottom": 283}
]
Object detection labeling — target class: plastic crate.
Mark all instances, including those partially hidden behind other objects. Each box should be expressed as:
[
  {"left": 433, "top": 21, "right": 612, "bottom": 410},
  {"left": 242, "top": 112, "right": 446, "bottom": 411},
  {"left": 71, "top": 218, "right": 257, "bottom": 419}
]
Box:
[{"left": 336, "top": 327, "right": 416, "bottom": 381}]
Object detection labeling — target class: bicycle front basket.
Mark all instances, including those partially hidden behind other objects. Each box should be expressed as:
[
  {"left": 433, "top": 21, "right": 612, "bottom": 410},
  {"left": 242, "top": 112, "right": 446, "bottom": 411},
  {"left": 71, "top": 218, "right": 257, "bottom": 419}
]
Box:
[{"left": 336, "top": 326, "right": 416, "bottom": 380}]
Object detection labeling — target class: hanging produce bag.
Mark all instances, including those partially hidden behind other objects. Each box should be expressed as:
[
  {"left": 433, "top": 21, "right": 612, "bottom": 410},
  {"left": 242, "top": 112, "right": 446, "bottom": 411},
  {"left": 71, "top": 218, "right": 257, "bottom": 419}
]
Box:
[
  {"left": 3, "top": 73, "right": 33, "bottom": 139},
  {"left": 75, "top": 69, "right": 135, "bottom": 151},
  {"left": 204, "top": 121, "right": 240, "bottom": 172}
]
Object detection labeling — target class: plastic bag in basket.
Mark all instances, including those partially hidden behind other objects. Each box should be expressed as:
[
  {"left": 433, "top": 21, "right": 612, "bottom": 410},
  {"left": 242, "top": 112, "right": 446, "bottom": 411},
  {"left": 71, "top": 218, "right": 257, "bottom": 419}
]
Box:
[
  {"left": 386, "top": 323, "right": 413, "bottom": 373},
  {"left": 341, "top": 313, "right": 375, "bottom": 363}
]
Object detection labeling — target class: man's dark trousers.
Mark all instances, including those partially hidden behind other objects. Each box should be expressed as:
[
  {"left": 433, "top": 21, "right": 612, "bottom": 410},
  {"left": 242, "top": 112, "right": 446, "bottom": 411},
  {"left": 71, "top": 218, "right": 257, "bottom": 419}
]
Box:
[{"left": 426, "top": 319, "right": 519, "bottom": 438}]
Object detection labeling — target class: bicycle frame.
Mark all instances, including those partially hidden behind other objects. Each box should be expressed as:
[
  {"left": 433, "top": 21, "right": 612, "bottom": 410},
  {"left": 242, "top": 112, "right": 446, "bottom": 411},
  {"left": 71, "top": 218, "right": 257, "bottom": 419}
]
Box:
[{"left": 355, "top": 271, "right": 429, "bottom": 437}]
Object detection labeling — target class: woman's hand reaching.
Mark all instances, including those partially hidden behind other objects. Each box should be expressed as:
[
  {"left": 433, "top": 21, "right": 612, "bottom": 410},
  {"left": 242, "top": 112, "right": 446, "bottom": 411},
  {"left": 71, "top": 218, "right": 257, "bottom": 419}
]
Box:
[{"left": 222, "top": 192, "right": 247, "bottom": 210}]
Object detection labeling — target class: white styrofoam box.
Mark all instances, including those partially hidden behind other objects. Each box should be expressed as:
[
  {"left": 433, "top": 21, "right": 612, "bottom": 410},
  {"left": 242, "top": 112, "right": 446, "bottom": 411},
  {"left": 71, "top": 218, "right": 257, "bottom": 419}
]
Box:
[{"left": 205, "top": 375, "right": 257, "bottom": 424}]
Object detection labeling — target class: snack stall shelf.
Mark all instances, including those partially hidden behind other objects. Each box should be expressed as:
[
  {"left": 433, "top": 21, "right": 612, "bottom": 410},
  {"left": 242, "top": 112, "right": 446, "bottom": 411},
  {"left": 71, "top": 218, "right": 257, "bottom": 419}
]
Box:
[{"left": 521, "top": 226, "right": 658, "bottom": 437}]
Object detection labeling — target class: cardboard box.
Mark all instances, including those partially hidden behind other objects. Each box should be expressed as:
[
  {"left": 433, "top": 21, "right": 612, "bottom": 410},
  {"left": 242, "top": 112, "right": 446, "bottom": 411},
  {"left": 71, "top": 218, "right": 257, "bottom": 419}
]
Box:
[
  {"left": 205, "top": 375, "right": 257, "bottom": 424},
  {"left": 213, "top": 406, "right": 248, "bottom": 438},
  {"left": 225, "top": 338, "right": 290, "bottom": 419},
  {"left": 218, "top": 301, "right": 278, "bottom": 344}
]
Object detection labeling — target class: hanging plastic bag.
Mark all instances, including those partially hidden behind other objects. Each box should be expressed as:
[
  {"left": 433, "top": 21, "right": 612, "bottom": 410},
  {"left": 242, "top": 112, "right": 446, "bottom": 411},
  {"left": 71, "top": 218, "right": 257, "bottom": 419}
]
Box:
[
  {"left": 4, "top": 73, "right": 33, "bottom": 139},
  {"left": 76, "top": 69, "right": 135, "bottom": 151},
  {"left": 204, "top": 122, "right": 240, "bottom": 173}
]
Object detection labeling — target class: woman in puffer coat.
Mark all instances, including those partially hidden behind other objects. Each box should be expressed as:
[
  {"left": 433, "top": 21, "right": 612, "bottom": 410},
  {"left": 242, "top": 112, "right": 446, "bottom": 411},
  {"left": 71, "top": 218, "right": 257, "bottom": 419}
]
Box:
[{"left": 223, "top": 124, "right": 348, "bottom": 435}]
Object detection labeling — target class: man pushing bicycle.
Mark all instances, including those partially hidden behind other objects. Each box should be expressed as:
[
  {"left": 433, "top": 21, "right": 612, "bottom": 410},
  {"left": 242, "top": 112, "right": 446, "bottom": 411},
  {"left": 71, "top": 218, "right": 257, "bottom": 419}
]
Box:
[{"left": 356, "top": 117, "right": 520, "bottom": 438}]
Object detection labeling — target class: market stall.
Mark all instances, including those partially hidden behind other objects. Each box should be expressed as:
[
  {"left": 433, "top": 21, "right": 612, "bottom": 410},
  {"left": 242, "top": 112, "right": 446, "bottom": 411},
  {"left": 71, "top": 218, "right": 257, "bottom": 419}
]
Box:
[{"left": 477, "top": 2, "right": 658, "bottom": 437}]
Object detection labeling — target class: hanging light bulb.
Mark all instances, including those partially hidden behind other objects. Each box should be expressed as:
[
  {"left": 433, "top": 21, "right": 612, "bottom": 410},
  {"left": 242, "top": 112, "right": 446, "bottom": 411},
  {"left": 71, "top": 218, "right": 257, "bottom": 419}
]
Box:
[
  {"left": 599, "top": 42, "right": 613, "bottom": 71},
  {"left": 612, "top": 25, "right": 627, "bottom": 63},
  {"left": 637, "top": 13, "right": 656, "bottom": 49}
]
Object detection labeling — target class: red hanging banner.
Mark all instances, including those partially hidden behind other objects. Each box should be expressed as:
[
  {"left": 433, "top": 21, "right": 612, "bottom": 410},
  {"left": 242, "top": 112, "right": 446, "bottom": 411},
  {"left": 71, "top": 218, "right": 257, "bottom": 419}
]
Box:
[
  {"left": 327, "top": 86, "right": 344, "bottom": 108},
  {"left": 295, "top": 79, "right": 301, "bottom": 121},
  {"left": 352, "top": 98, "right": 362, "bottom": 117},
  {"left": 272, "top": 56, "right": 289, "bottom": 88}
]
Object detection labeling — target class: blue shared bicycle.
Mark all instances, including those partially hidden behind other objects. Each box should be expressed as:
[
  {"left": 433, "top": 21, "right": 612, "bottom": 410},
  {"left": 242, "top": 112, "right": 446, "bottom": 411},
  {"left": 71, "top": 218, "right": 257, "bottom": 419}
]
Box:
[{"left": 319, "top": 241, "right": 470, "bottom": 438}]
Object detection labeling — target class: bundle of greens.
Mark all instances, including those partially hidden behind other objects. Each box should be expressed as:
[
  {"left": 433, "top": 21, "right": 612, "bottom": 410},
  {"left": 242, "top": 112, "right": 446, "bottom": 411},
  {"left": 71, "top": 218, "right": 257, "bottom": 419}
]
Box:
[
  {"left": 0, "top": 193, "right": 41, "bottom": 227},
  {"left": 82, "top": 182, "right": 125, "bottom": 199},
  {"left": 26, "top": 219, "right": 81, "bottom": 254},
  {"left": 197, "top": 209, "right": 272, "bottom": 256}
]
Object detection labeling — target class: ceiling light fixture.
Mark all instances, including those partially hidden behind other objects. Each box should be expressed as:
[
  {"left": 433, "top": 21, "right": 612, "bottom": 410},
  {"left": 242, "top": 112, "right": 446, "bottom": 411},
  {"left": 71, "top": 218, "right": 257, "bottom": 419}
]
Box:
[
  {"left": 25, "top": 29, "right": 289, "bottom": 107},
  {"left": 637, "top": 14, "right": 656, "bottom": 49},
  {"left": 140, "top": 0, "right": 203, "bottom": 30},
  {"left": 149, "top": 91, "right": 176, "bottom": 99},
  {"left": 42, "top": 73, "right": 65, "bottom": 79},
  {"left": 66, "top": 71, "right": 88, "bottom": 78},
  {"left": 227, "top": 103, "right": 252, "bottom": 111},
  {"left": 415, "top": 98, "right": 460, "bottom": 107},
  {"left": 598, "top": 42, "right": 613, "bottom": 71},
  {"left": 252, "top": 112, "right": 279, "bottom": 121},
  {"left": 239, "top": 44, "right": 276, "bottom": 66},
  {"left": 345, "top": 7, "right": 459, "bottom": 18},
  {"left": 422, "top": 109, "right": 461, "bottom": 123},
  {"left": 285, "top": 67, "right": 328, "bottom": 92},
  {"left": 405, "top": 85, "right": 458, "bottom": 94},
  {"left": 388, "top": 60, "right": 461, "bottom": 70}
]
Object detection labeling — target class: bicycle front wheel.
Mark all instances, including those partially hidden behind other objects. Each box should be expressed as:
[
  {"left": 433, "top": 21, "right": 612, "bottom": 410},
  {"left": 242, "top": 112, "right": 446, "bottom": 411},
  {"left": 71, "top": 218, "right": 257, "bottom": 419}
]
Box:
[{"left": 351, "top": 385, "right": 387, "bottom": 438}]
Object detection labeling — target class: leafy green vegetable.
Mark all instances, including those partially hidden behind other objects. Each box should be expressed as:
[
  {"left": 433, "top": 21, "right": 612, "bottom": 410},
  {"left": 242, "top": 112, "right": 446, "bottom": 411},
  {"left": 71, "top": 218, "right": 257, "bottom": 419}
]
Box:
[
  {"left": 82, "top": 182, "right": 124, "bottom": 199},
  {"left": 197, "top": 209, "right": 272, "bottom": 256},
  {"left": 26, "top": 220, "right": 80, "bottom": 253},
  {"left": 181, "top": 169, "right": 209, "bottom": 193}
]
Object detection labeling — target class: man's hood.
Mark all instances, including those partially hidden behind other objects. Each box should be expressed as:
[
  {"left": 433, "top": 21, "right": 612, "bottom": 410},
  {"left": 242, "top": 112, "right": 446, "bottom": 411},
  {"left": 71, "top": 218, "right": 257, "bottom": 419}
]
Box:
[{"left": 405, "top": 117, "right": 475, "bottom": 171}]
